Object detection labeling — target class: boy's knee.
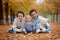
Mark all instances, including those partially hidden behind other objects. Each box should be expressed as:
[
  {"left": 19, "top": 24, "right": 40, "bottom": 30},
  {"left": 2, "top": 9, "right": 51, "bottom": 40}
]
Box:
[
  {"left": 8, "top": 28, "right": 14, "bottom": 33},
  {"left": 42, "top": 29, "right": 46, "bottom": 32},
  {"left": 23, "top": 29, "right": 26, "bottom": 32},
  {"left": 36, "top": 29, "right": 41, "bottom": 33}
]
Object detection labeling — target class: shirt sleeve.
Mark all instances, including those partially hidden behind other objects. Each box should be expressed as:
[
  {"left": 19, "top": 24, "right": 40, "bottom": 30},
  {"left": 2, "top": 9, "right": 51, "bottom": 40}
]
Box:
[
  {"left": 46, "top": 26, "right": 50, "bottom": 32},
  {"left": 22, "top": 23, "right": 26, "bottom": 29},
  {"left": 40, "top": 16, "right": 49, "bottom": 23},
  {"left": 35, "top": 23, "right": 40, "bottom": 30},
  {"left": 32, "top": 23, "right": 35, "bottom": 29},
  {"left": 39, "top": 16, "right": 50, "bottom": 26},
  {"left": 12, "top": 18, "right": 22, "bottom": 32}
]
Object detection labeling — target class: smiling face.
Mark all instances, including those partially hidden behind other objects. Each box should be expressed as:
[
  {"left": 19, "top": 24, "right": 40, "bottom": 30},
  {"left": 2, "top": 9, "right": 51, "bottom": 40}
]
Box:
[
  {"left": 25, "top": 15, "right": 32, "bottom": 22},
  {"left": 18, "top": 13, "right": 24, "bottom": 21},
  {"left": 31, "top": 11, "right": 38, "bottom": 19}
]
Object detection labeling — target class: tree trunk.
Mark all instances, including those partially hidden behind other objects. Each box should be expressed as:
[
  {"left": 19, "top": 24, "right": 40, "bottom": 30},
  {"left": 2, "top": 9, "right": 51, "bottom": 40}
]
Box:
[
  {"left": 5, "top": 2, "right": 9, "bottom": 24},
  {"left": 56, "top": 9, "right": 58, "bottom": 23},
  {"left": 0, "top": 0, "right": 3, "bottom": 25}
]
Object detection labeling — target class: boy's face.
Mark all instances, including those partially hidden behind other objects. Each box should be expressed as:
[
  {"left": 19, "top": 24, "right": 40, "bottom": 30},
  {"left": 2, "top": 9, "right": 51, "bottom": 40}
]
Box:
[
  {"left": 31, "top": 11, "right": 38, "bottom": 19},
  {"left": 25, "top": 15, "right": 31, "bottom": 22},
  {"left": 18, "top": 13, "right": 23, "bottom": 21}
]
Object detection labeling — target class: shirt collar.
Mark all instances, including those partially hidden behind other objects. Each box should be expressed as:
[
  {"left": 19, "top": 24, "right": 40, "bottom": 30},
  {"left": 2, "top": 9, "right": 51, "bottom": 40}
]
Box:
[{"left": 34, "top": 16, "right": 39, "bottom": 20}]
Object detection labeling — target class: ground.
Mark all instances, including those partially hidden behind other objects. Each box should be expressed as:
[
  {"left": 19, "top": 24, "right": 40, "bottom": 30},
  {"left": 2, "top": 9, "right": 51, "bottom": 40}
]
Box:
[{"left": 0, "top": 23, "right": 60, "bottom": 40}]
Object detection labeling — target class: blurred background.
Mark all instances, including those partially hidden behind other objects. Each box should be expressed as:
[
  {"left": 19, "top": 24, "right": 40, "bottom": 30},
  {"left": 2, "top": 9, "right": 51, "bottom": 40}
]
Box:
[
  {"left": 0, "top": 0, "right": 60, "bottom": 25},
  {"left": 0, "top": 0, "right": 60, "bottom": 40}
]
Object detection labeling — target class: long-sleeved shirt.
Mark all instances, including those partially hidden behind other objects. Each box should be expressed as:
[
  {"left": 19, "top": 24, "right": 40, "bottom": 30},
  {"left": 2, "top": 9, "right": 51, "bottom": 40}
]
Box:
[
  {"left": 12, "top": 17, "right": 25, "bottom": 32},
  {"left": 23, "top": 22, "right": 35, "bottom": 32},
  {"left": 32, "top": 16, "right": 50, "bottom": 30}
]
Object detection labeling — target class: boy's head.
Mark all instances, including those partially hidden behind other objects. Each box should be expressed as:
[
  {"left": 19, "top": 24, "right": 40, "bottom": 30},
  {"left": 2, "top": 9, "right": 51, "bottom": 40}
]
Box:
[
  {"left": 29, "top": 9, "right": 38, "bottom": 19},
  {"left": 25, "top": 15, "right": 32, "bottom": 22},
  {"left": 16, "top": 11, "right": 24, "bottom": 21}
]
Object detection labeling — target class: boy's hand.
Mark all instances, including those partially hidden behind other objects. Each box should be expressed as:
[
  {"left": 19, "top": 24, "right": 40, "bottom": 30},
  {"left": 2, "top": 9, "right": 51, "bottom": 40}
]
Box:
[
  {"left": 33, "top": 27, "right": 36, "bottom": 33},
  {"left": 23, "top": 29, "right": 27, "bottom": 34},
  {"left": 43, "top": 24, "right": 47, "bottom": 27},
  {"left": 33, "top": 27, "right": 35, "bottom": 29}
]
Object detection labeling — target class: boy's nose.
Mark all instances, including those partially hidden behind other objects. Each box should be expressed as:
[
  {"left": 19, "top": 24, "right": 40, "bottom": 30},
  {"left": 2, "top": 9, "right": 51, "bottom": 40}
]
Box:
[{"left": 19, "top": 17, "right": 21, "bottom": 18}]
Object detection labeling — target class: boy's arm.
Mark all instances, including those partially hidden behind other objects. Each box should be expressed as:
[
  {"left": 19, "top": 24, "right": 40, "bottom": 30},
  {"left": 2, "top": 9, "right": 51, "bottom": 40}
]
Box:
[
  {"left": 40, "top": 16, "right": 49, "bottom": 23},
  {"left": 12, "top": 18, "right": 22, "bottom": 32},
  {"left": 43, "top": 23, "right": 50, "bottom": 32},
  {"left": 22, "top": 23, "right": 27, "bottom": 34},
  {"left": 46, "top": 25, "right": 50, "bottom": 32},
  {"left": 39, "top": 16, "right": 50, "bottom": 27},
  {"left": 32, "top": 23, "right": 36, "bottom": 29}
]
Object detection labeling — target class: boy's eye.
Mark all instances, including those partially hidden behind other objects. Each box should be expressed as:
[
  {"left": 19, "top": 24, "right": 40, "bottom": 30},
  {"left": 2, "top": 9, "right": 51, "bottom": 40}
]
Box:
[
  {"left": 31, "top": 13, "right": 36, "bottom": 16},
  {"left": 18, "top": 13, "right": 23, "bottom": 17},
  {"left": 26, "top": 18, "right": 30, "bottom": 19},
  {"left": 21, "top": 16, "right": 23, "bottom": 17},
  {"left": 18, "top": 15, "right": 23, "bottom": 17}
]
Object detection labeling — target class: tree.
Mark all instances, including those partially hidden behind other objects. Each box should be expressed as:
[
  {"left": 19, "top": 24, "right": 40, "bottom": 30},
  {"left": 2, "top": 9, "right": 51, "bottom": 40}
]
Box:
[{"left": 45, "top": 0, "right": 60, "bottom": 23}]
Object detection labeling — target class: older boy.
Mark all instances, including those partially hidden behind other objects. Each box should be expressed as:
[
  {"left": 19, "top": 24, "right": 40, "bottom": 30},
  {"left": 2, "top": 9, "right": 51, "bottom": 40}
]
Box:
[{"left": 29, "top": 9, "right": 50, "bottom": 33}]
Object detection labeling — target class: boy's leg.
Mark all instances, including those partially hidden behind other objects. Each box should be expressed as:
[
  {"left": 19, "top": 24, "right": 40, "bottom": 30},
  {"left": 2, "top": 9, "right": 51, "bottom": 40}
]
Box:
[
  {"left": 35, "top": 24, "right": 41, "bottom": 33},
  {"left": 41, "top": 28, "right": 46, "bottom": 32},
  {"left": 23, "top": 29, "right": 27, "bottom": 34},
  {"left": 36, "top": 29, "right": 41, "bottom": 33},
  {"left": 46, "top": 26, "right": 50, "bottom": 33},
  {"left": 41, "top": 26, "right": 50, "bottom": 33},
  {"left": 25, "top": 29, "right": 33, "bottom": 33},
  {"left": 8, "top": 28, "right": 14, "bottom": 33},
  {"left": 16, "top": 28, "right": 23, "bottom": 33}
]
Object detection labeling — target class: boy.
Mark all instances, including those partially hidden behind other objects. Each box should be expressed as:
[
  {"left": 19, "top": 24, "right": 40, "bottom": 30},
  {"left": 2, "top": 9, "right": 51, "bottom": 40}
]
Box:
[
  {"left": 29, "top": 9, "right": 50, "bottom": 33},
  {"left": 8, "top": 11, "right": 25, "bottom": 33},
  {"left": 23, "top": 15, "right": 36, "bottom": 34}
]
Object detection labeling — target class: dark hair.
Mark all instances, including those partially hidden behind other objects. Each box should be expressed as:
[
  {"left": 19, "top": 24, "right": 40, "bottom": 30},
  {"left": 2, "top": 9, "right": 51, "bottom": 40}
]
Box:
[
  {"left": 29, "top": 9, "right": 37, "bottom": 16},
  {"left": 16, "top": 11, "right": 24, "bottom": 17}
]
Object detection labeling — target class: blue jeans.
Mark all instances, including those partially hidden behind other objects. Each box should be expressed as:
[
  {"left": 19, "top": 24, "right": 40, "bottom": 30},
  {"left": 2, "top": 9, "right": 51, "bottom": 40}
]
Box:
[
  {"left": 35, "top": 24, "right": 40, "bottom": 30},
  {"left": 8, "top": 28, "right": 14, "bottom": 33},
  {"left": 35, "top": 24, "right": 50, "bottom": 33},
  {"left": 45, "top": 26, "right": 50, "bottom": 32},
  {"left": 25, "top": 29, "right": 32, "bottom": 33}
]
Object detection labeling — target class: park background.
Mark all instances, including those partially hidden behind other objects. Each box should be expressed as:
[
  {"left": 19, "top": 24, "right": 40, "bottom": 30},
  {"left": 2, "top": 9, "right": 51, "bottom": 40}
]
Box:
[{"left": 0, "top": 0, "right": 60, "bottom": 40}]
